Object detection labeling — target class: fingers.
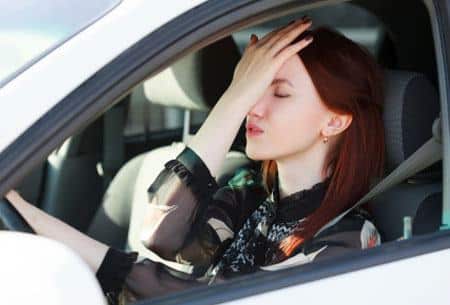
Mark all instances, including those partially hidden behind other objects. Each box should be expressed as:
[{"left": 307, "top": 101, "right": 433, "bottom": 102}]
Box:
[
  {"left": 4, "top": 190, "right": 19, "bottom": 202},
  {"left": 258, "top": 16, "right": 309, "bottom": 46},
  {"left": 275, "top": 35, "right": 313, "bottom": 65},
  {"left": 244, "top": 34, "right": 259, "bottom": 52},
  {"left": 239, "top": 16, "right": 313, "bottom": 78},
  {"left": 254, "top": 25, "right": 286, "bottom": 46},
  {"left": 244, "top": 16, "right": 311, "bottom": 56},
  {"left": 5, "top": 189, "right": 16, "bottom": 198},
  {"left": 269, "top": 19, "right": 312, "bottom": 55},
  {"left": 263, "top": 17, "right": 310, "bottom": 47}
]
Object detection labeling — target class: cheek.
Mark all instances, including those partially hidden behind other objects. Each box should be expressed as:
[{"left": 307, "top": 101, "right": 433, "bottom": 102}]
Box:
[{"left": 270, "top": 101, "right": 325, "bottom": 151}]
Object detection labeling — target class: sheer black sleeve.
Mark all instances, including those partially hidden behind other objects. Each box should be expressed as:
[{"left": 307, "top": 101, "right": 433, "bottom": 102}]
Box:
[
  {"left": 95, "top": 145, "right": 263, "bottom": 303},
  {"left": 95, "top": 247, "right": 138, "bottom": 304},
  {"left": 138, "top": 146, "right": 241, "bottom": 276}
]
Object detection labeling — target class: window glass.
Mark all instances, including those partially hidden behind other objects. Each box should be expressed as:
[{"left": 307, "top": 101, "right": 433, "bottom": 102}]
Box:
[
  {"left": 0, "top": 0, "right": 122, "bottom": 88},
  {"left": 232, "top": 3, "right": 385, "bottom": 58},
  {"left": 124, "top": 85, "right": 208, "bottom": 137}
]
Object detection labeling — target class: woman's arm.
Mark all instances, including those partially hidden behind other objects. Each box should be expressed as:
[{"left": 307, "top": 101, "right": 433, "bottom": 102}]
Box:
[
  {"left": 4, "top": 190, "right": 109, "bottom": 273},
  {"left": 186, "top": 91, "right": 250, "bottom": 178}
]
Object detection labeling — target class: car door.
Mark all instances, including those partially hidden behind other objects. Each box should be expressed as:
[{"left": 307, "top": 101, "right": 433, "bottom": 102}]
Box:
[{"left": 0, "top": 0, "right": 449, "bottom": 304}]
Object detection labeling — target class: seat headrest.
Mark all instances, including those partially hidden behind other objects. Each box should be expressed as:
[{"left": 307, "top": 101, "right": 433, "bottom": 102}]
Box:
[
  {"left": 383, "top": 70, "right": 440, "bottom": 172},
  {"left": 143, "top": 36, "right": 241, "bottom": 111}
]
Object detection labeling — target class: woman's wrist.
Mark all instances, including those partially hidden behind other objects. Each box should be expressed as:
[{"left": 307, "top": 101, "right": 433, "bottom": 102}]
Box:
[
  {"left": 186, "top": 88, "right": 249, "bottom": 177},
  {"left": 219, "top": 85, "right": 253, "bottom": 115}
]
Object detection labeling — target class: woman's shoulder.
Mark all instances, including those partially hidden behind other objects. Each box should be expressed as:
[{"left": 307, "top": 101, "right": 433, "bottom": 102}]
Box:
[
  {"left": 305, "top": 206, "right": 381, "bottom": 254},
  {"left": 260, "top": 207, "right": 381, "bottom": 272}
]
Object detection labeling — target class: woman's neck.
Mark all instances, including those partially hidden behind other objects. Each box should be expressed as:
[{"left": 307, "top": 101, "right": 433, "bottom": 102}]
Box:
[{"left": 275, "top": 146, "right": 330, "bottom": 200}]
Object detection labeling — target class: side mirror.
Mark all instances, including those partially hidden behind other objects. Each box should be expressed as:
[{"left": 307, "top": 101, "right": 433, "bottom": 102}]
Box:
[{"left": 0, "top": 232, "right": 106, "bottom": 305}]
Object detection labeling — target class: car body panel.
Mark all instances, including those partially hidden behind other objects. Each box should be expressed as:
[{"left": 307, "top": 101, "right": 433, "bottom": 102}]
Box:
[
  {"left": 0, "top": 231, "right": 106, "bottom": 305},
  {"left": 221, "top": 248, "right": 449, "bottom": 305}
]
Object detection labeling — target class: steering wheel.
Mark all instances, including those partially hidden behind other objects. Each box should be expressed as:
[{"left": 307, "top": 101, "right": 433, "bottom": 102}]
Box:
[{"left": 0, "top": 198, "right": 35, "bottom": 233}]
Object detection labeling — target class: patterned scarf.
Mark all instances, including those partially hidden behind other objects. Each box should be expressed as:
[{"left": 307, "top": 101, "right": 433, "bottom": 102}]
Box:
[{"left": 206, "top": 169, "right": 330, "bottom": 284}]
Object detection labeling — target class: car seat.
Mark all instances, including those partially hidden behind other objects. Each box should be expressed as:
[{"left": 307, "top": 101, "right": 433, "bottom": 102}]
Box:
[{"left": 368, "top": 69, "right": 441, "bottom": 241}]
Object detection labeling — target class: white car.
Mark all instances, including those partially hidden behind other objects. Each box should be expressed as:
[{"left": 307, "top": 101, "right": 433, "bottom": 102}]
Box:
[{"left": 0, "top": 0, "right": 449, "bottom": 304}]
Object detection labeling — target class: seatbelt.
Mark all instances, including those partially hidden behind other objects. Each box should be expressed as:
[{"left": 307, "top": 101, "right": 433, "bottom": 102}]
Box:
[
  {"left": 315, "top": 117, "right": 444, "bottom": 237},
  {"left": 102, "top": 96, "right": 129, "bottom": 191}
]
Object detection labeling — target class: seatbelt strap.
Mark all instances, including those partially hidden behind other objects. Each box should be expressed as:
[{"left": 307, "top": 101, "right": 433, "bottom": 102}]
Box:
[{"left": 315, "top": 117, "right": 443, "bottom": 237}]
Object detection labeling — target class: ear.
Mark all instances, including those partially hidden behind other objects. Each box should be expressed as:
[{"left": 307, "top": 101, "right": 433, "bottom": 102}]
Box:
[{"left": 321, "top": 113, "right": 353, "bottom": 137}]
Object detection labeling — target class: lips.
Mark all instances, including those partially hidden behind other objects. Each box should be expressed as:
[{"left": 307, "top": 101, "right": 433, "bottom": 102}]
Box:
[{"left": 246, "top": 122, "right": 263, "bottom": 132}]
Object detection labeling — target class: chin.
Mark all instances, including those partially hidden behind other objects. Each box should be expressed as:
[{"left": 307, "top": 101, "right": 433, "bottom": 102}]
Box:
[{"left": 245, "top": 144, "right": 272, "bottom": 161}]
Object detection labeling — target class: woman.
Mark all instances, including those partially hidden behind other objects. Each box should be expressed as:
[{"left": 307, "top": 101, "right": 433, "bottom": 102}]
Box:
[{"left": 5, "top": 16, "right": 385, "bottom": 304}]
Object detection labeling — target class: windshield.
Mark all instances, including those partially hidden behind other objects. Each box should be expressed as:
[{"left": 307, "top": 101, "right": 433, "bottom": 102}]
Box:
[{"left": 0, "top": 0, "right": 122, "bottom": 88}]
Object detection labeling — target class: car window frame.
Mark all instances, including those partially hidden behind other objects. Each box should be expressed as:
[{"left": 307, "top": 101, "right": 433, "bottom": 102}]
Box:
[
  {"left": 426, "top": 0, "right": 450, "bottom": 228},
  {"left": 0, "top": 0, "right": 449, "bottom": 303}
]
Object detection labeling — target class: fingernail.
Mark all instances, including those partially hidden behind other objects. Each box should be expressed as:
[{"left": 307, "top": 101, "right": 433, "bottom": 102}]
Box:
[
  {"left": 304, "top": 35, "right": 313, "bottom": 42},
  {"left": 302, "top": 15, "right": 311, "bottom": 22}
]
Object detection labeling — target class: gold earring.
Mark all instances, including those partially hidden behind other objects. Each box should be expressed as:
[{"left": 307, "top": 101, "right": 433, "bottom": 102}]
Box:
[{"left": 323, "top": 136, "right": 329, "bottom": 143}]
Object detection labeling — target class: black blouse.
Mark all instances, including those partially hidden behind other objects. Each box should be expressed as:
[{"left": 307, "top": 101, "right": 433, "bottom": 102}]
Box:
[{"left": 95, "top": 146, "right": 381, "bottom": 305}]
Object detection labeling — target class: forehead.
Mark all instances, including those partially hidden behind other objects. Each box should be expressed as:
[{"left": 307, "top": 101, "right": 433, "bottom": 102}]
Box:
[{"left": 274, "top": 55, "right": 309, "bottom": 85}]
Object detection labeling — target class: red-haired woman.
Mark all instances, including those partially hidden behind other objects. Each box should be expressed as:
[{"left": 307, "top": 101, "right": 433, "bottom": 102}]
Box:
[{"left": 5, "top": 16, "right": 385, "bottom": 305}]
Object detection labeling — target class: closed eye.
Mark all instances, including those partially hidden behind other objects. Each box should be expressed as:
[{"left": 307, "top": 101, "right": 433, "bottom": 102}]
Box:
[{"left": 274, "top": 93, "right": 290, "bottom": 98}]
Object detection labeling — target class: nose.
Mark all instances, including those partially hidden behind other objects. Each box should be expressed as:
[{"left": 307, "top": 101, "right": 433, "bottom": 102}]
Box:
[{"left": 247, "top": 96, "right": 270, "bottom": 119}]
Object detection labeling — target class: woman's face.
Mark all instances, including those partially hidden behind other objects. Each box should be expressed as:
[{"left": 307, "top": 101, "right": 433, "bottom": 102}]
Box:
[{"left": 245, "top": 55, "right": 330, "bottom": 161}]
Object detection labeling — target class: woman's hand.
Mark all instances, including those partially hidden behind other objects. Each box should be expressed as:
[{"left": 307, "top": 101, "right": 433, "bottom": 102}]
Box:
[
  {"left": 183, "top": 18, "right": 313, "bottom": 177},
  {"left": 223, "top": 17, "right": 313, "bottom": 110},
  {"left": 5, "top": 189, "right": 20, "bottom": 200},
  {"left": 3, "top": 189, "right": 109, "bottom": 272},
  {"left": 4, "top": 190, "right": 24, "bottom": 206}
]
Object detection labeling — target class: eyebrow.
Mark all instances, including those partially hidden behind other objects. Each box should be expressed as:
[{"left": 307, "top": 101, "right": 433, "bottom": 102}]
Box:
[{"left": 272, "top": 78, "right": 293, "bottom": 87}]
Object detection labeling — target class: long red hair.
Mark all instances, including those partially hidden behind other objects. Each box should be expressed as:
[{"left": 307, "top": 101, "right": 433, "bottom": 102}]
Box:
[{"left": 261, "top": 26, "right": 385, "bottom": 262}]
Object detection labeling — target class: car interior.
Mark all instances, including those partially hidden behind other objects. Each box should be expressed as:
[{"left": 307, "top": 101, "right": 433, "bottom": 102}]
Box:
[{"left": 11, "top": 0, "right": 444, "bottom": 289}]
